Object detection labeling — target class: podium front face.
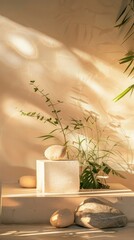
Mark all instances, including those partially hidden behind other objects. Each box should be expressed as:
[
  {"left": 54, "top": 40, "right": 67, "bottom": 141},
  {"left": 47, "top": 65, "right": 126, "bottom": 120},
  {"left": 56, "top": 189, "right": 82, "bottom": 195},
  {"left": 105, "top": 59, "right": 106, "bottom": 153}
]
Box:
[{"left": 36, "top": 160, "right": 80, "bottom": 193}]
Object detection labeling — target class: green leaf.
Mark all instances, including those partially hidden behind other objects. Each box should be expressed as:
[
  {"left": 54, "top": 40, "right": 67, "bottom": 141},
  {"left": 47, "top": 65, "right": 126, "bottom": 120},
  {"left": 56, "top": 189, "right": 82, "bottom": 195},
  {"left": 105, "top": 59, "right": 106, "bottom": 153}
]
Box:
[
  {"left": 64, "top": 125, "right": 69, "bottom": 130},
  {"left": 113, "top": 85, "right": 134, "bottom": 102},
  {"left": 38, "top": 134, "right": 54, "bottom": 140},
  {"left": 118, "top": 52, "right": 134, "bottom": 77},
  {"left": 80, "top": 167, "right": 99, "bottom": 189},
  {"left": 40, "top": 116, "right": 44, "bottom": 121},
  {"left": 30, "top": 80, "right": 35, "bottom": 84},
  {"left": 123, "top": 60, "right": 133, "bottom": 73},
  {"left": 119, "top": 54, "right": 134, "bottom": 64},
  {"left": 128, "top": 66, "right": 134, "bottom": 76},
  {"left": 57, "top": 100, "right": 63, "bottom": 103},
  {"left": 34, "top": 87, "right": 38, "bottom": 92},
  {"left": 46, "top": 98, "right": 50, "bottom": 102}
]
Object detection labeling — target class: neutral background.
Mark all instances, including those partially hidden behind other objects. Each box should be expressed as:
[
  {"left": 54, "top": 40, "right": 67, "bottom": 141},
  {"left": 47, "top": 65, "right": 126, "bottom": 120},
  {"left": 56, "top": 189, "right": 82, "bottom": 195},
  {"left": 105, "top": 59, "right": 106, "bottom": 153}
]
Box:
[{"left": 0, "top": 0, "right": 134, "bottom": 189}]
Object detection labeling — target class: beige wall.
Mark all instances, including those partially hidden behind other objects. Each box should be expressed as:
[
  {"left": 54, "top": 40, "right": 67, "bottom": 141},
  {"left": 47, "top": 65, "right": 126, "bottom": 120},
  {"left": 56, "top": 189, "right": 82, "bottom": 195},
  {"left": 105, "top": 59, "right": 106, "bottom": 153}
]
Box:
[{"left": 0, "top": 0, "right": 134, "bottom": 188}]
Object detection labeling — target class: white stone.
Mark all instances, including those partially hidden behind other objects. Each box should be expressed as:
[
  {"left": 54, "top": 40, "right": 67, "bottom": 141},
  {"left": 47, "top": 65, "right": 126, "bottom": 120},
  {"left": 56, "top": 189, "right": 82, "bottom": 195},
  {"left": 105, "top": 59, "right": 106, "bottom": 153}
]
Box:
[
  {"left": 50, "top": 208, "right": 74, "bottom": 228},
  {"left": 36, "top": 160, "right": 79, "bottom": 193},
  {"left": 44, "top": 145, "right": 67, "bottom": 160}
]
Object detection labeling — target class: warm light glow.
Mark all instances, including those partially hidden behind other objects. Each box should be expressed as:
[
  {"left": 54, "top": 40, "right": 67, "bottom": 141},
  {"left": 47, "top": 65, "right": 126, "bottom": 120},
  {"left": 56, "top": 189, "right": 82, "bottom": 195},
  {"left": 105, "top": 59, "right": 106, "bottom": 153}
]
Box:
[
  {"left": 97, "top": 175, "right": 109, "bottom": 179},
  {"left": 2, "top": 198, "right": 21, "bottom": 207},
  {"left": 41, "top": 34, "right": 63, "bottom": 48},
  {"left": 0, "top": 231, "right": 17, "bottom": 236},
  {"left": 2, "top": 99, "right": 50, "bottom": 130},
  {"left": 94, "top": 59, "right": 112, "bottom": 76},
  {"left": 78, "top": 101, "right": 100, "bottom": 114},
  {"left": 55, "top": 50, "right": 81, "bottom": 77},
  {"left": 78, "top": 72, "right": 105, "bottom": 95},
  {"left": 0, "top": 13, "right": 133, "bottom": 180},
  {"left": 7, "top": 34, "right": 37, "bottom": 58},
  {"left": 72, "top": 48, "right": 94, "bottom": 62},
  {"left": 81, "top": 216, "right": 91, "bottom": 226},
  {"left": 2, "top": 99, "right": 20, "bottom": 117},
  {"left": 56, "top": 49, "right": 108, "bottom": 97},
  {"left": 51, "top": 214, "right": 58, "bottom": 221},
  {"left": 0, "top": 226, "right": 115, "bottom": 237},
  {"left": 0, "top": 44, "right": 22, "bottom": 68},
  {"left": 70, "top": 133, "right": 94, "bottom": 152},
  {"left": 2, "top": 99, "right": 40, "bottom": 127}
]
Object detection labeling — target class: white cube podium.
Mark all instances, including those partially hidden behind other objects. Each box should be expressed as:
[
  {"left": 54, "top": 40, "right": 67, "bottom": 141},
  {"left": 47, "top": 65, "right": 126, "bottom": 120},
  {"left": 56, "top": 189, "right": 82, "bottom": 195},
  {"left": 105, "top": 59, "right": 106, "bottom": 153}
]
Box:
[{"left": 36, "top": 160, "right": 80, "bottom": 193}]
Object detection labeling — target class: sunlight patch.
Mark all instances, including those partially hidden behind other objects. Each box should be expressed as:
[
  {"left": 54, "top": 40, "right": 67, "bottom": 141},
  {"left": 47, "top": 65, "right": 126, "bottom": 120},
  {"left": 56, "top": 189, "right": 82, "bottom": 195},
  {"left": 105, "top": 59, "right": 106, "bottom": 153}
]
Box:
[
  {"left": 41, "top": 34, "right": 63, "bottom": 48},
  {"left": 7, "top": 34, "right": 37, "bottom": 58}
]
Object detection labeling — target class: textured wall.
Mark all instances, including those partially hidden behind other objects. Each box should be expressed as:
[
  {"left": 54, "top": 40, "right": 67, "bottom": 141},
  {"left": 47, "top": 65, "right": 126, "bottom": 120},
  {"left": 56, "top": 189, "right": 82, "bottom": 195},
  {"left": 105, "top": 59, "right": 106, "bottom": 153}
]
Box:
[{"left": 0, "top": 0, "right": 134, "bottom": 186}]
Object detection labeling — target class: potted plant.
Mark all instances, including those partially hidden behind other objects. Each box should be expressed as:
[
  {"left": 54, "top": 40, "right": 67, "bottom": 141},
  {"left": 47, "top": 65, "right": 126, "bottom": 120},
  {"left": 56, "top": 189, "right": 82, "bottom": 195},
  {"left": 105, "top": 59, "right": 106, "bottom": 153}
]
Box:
[
  {"left": 114, "top": 0, "right": 134, "bottom": 101},
  {"left": 21, "top": 80, "right": 126, "bottom": 189}
]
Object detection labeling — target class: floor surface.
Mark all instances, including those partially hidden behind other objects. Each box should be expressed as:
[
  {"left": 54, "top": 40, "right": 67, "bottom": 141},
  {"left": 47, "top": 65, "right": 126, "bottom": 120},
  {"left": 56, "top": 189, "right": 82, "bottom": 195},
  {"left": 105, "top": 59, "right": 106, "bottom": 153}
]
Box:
[{"left": 0, "top": 223, "right": 134, "bottom": 240}]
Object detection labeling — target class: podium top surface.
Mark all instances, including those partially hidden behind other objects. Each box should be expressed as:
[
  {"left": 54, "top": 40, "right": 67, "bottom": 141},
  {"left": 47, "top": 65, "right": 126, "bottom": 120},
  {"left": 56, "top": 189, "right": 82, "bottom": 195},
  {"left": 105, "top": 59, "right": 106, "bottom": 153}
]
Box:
[{"left": 1, "top": 183, "right": 134, "bottom": 198}]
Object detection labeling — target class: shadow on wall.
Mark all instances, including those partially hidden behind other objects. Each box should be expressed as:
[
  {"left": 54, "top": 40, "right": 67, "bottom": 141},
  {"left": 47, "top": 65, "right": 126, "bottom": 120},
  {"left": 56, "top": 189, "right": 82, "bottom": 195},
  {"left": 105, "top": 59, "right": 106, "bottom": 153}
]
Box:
[
  {"left": 0, "top": 0, "right": 134, "bottom": 183},
  {"left": 0, "top": 0, "right": 123, "bottom": 52},
  {"left": 0, "top": 165, "right": 36, "bottom": 185}
]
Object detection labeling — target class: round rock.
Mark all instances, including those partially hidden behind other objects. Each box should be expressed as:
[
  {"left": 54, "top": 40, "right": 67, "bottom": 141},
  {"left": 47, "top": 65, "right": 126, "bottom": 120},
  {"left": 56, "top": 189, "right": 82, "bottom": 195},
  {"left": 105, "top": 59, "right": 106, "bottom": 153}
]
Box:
[
  {"left": 44, "top": 145, "right": 67, "bottom": 160},
  {"left": 75, "top": 198, "right": 127, "bottom": 229},
  {"left": 19, "top": 175, "right": 36, "bottom": 188},
  {"left": 50, "top": 208, "right": 74, "bottom": 228}
]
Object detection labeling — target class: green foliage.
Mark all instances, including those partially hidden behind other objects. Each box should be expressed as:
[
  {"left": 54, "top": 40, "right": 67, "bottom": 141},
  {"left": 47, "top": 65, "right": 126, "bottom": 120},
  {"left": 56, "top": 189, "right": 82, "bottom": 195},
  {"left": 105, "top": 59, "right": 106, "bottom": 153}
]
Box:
[
  {"left": 21, "top": 81, "right": 125, "bottom": 189},
  {"left": 114, "top": 0, "right": 134, "bottom": 101},
  {"left": 80, "top": 161, "right": 125, "bottom": 189},
  {"left": 71, "top": 116, "right": 125, "bottom": 189},
  {"left": 21, "top": 80, "right": 70, "bottom": 158},
  {"left": 119, "top": 51, "right": 134, "bottom": 77},
  {"left": 113, "top": 84, "right": 134, "bottom": 102}
]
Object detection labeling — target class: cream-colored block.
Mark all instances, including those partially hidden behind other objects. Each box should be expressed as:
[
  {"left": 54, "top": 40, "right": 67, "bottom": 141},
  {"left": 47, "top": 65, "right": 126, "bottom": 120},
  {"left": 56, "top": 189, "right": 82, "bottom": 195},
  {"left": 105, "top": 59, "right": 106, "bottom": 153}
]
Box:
[{"left": 36, "top": 160, "right": 80, "bottom": 193}]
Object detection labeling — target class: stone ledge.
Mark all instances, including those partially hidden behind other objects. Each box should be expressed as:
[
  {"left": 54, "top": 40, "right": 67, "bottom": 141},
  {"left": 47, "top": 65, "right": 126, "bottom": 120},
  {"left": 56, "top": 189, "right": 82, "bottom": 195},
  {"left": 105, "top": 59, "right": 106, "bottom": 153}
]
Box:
[
  {"left": 1, "top": 183, "right": 134, "bottom": 224},
  {"left": 2, "top": 183, "right": 133, "bottom": 198}
]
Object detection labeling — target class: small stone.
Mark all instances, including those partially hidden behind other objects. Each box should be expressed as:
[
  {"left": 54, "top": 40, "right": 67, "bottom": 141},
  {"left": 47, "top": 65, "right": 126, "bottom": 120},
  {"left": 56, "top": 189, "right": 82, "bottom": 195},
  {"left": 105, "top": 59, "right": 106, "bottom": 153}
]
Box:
[
  {"left": 44, "top": 145, "right": 67, "bottom": 160},
  {"left": 50, "top": 208, "right": 74, "bottom": 228},
  {"left": 75, "top": 198, "right": 127, "bottom": 229},
  {"left": 19, "top": 176, "right": 36, "bottom": 188}
]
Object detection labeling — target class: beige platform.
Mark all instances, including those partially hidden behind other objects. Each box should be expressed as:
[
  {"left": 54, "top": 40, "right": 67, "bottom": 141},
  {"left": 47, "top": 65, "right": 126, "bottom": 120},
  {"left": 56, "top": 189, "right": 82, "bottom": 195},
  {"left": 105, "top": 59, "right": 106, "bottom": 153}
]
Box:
[
  {"left": 1, "top": 183, "right": 134, "bottom": 224},
  {"left": 0, "top": 183, "right": 134, "bottom": 239}
]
